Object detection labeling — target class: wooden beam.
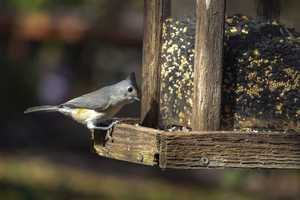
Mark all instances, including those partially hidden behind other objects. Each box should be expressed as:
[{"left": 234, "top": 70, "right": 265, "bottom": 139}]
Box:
[
  {"left": 93, "top": 123, "right": 161, "bottom": 166},
  {"left": 159, "top": 131, "right": 300, "bottom": 169},
  {"left": 93, "top": 123, "right": 300, "bottom": 169},
  {"left": 141, "top": 0, "right": 170, "bottom": 128},
  {"left": 192, "top": 0, "right": 225, "bottom": 131}
]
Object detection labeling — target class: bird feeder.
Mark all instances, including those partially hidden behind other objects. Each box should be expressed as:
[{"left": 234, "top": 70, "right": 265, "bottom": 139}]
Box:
[{"left": 93, "top": 0, "right": 300, "bottom": 169}]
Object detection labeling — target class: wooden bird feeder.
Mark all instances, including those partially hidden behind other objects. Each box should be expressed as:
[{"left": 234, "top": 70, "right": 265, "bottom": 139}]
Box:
[{"left": 93, "top": 0, "right": 300, "bottom": 169}]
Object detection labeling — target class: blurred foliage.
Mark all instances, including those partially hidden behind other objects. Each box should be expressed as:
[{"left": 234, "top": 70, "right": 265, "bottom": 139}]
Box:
[
  {"left": 5, "top": 0, "right": 143, "bottom": 14},
  {"left": 9, "top": 0, "right": 48, "bottom": 12},
  {"left": 0, "top": 155, "right": 258, "bottom": 200},
  {"left": 128, "top": 0, "right": 144, "bottom": 10},
  {"left": 222, "top": 171, "right": 244, "bottom": 188},
  {"left": 1, "top": 154, "right": 299, "bottom": 200},
  {"left": 7, "top": 0, "right": 84, "bottom": 12}
]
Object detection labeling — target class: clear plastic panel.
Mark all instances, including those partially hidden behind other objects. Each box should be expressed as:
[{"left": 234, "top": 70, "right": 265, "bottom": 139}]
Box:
[
  {"left": 159, "top": 0, "right": 196, "bottom": 129},
  {"left": 159, "top": 0, "right": 300, "bottom": 131}
]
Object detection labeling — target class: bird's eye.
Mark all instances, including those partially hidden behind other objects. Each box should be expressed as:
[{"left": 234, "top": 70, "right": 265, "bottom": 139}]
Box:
[{"left": 128, "top": 87, "right": 133, "bottom": 93}]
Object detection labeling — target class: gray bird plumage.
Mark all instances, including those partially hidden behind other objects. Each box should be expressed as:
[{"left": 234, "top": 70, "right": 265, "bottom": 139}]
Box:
[
  {"left": 63, "top": 86, "right": 113, "bottom": 111},
  {"left": 24, "top": 105, "right": 59, "bottom": 113},
  {"left": 24, "top": 72, "right": 140, "bottom": 131}
]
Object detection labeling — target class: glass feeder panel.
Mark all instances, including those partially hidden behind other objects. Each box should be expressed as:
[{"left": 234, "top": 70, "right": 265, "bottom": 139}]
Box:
[
  {"left": 159, "top": 0, "right": 196, "bottom": 129},
  {"left": 159, "top": 0, "right": 300, "bottom": 131}
]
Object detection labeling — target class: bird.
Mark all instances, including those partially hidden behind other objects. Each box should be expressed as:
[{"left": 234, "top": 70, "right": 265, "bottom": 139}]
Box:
[{"left": 24, "top": 72, "right": 140, "bottom": 139}]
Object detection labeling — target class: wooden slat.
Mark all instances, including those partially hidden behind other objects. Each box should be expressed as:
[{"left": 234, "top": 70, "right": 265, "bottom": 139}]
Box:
[
  {"left": 192, "top": 0, "right": 226, "bottom": 131},
  {"left": 93, "top": 124, "right": 300, "bottom": 169},
  {"left": 93, "top": 124, "right": 161, "bottom": 166},
  {"left": 141, "top": 0, "right": 168, "bottom": 128},
  {"left": 159, "top": 131, "right": 300, "bottom": 169}
]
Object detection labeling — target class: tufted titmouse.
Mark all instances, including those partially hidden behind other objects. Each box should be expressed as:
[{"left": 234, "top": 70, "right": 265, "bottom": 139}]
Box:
[{"left": 25, "top": 72, "right": 140, "bottom": 134}]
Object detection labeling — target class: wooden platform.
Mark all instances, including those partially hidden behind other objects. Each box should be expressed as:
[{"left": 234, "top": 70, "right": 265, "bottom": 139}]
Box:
[{"left": 93, "top": 123, "right": 300, "bottom": 169}]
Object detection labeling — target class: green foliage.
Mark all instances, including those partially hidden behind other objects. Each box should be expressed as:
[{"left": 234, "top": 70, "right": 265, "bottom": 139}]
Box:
[
  {"left": 0, "top": 156, "right": 259, "bottom": 200},
  {"left": 8, "top": 0, "right": 49, "bottom": 12},
  {"left": 7, "top": 0, "right": 85, "bottom": 12}
]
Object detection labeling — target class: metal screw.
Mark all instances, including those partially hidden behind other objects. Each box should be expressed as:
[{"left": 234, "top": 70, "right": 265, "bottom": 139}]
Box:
[{"left": 200, "top": 156, "right": 209, "bottom": 166}]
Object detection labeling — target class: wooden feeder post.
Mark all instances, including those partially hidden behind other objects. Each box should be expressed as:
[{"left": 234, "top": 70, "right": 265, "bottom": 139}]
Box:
[
  {"left": 192, "top": 0, "right": 226, "bottom": 131},
  {"left": 141, "top": 0, "right": 171, "bottom": 128}
]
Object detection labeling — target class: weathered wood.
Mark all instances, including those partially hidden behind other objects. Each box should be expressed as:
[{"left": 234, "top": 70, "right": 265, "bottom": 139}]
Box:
[
  {"left": 93, "top": 123, "right": 161, "bottom": 166},
  {"left": 256, "top": 0, "right": 280, "bottom": 21},
  {"left": 93, "top": 123, "right": 300, "bottom": 169},
  {"left": 192, "top": 0, "right": 226, "bottom": 131},
  {"left": 160, "top": 131, "right": 300, "bottom": 169},
  {"left": 141, "top": 0, "right": 170, "bottom": 128}
]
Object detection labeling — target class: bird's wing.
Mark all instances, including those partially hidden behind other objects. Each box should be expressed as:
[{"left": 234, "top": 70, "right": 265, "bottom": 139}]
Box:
[{"left": 62, "top": 88, "right": 111, "bottom": 111}]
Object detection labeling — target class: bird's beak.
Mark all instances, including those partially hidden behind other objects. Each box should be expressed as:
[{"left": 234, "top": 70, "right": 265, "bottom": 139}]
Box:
[{"left": 134, "top": 97, "right": 140, "bottom": 101}]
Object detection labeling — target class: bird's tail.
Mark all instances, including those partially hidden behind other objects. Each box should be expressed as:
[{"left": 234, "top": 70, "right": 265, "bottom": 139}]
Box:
[{"left": 24, "top": 105, "right": 59, "bottom": 114}]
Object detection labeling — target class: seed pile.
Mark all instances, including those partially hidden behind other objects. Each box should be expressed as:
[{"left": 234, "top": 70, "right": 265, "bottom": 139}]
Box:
[{"left": 160, "top": 15, "right": 300, "bottom": 131}]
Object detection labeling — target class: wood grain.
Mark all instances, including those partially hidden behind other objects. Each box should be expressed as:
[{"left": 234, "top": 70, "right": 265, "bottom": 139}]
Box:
[
  {"left": 141, "top": 0, "right": 170, "bottom": 128},
  {"left": 160, "top": 131, "right": 300, "bottom": 169},
  {"left": 192, "top": 0, "right": 225, "bottom": 131},
  {"left": 93, "top": 123, "right": 161, "bottom": 166},
  {"left": 93, "top": 123, "right": 300, "bottom": 169}
]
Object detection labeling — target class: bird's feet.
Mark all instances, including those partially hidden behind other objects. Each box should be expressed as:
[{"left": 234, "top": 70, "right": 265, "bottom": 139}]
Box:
[
  {"left": 87, "top": 120, "right": 120, "bottom": 145},
  {"left": 105, "top": 128, "right": 113, "bottom": 142},
  {"left": 104, "top": 120, "right": 120, "bottom": 143}
]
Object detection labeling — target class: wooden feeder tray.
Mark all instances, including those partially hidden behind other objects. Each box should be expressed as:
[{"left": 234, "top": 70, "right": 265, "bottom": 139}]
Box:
[{"left": 93, "top": 122, "right": 300, "bottom": 169}]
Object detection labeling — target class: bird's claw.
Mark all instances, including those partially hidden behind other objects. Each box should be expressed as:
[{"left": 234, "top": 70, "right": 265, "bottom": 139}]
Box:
[
  {"left": 105, "top": 129, "right": 113, "bottom": 142},
  {"left": 104, "top": 120, "right": 120, "bottom": 143},
  {"left": 87, "top": 120, "right": 120, "bottom": 146}
]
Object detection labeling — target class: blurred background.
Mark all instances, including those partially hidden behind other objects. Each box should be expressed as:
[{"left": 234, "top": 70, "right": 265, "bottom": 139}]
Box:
[{"left": 0, "top": 0, "right": 299, "bottom": 199}]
